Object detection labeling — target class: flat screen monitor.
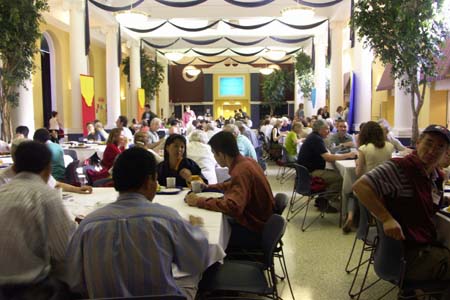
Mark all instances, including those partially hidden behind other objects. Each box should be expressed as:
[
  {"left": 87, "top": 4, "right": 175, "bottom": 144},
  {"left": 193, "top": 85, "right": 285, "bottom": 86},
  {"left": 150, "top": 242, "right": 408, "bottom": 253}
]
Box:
[{"left": 219, "top": 76, "right": 245, "bottom": 97}]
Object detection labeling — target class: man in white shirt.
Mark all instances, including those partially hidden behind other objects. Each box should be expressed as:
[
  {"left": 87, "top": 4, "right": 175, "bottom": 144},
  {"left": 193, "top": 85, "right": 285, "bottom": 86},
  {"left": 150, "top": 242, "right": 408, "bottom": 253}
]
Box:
[
  {"left": 0, "top": 141, "right": 76, "bottom": 299},
  {"left": 148, "top": 117, "right": 165, "bottom": 151},
  {"left": 116, "top": 115, "right": 133, "bottom": 143}
]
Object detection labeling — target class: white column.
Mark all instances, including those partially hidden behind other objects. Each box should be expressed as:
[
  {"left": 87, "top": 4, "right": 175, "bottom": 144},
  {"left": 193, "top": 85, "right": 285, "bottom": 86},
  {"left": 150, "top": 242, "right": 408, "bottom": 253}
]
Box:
[
  {"left": 158, "top": 57, "right": 170, "bottom": 118},
  {"left": 12, "top": 79, "right": 35, "bottom": 135},
  {"left": 313, "top": 34, "right": 327, "bottom": 112},
  {"left": 69, "top": 0, "right": 88, "bottom": 134},
  {"left": 393, "top": 79, "right": 413, "bottom": 137},
  {"left": 129, "top": 40, "right": 141, "bottom": 120},
  {"left": 329, "top": 21, "right": 344, "bottom": 116},
  {"left": 294, "top": 70, "right": 302, "bottom": 112},
  {"left": 352, "top": 36, "right": 372, "bottom": 131},
  {"left": 105, "top": 26, "right": 121, "bottom": 129}
]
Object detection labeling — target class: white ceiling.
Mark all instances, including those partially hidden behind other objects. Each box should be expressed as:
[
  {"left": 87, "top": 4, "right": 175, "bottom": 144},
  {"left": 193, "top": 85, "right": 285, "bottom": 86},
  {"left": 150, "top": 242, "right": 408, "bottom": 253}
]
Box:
[{"left": 46, "top": 0, "right": 351, "bottom": 63}]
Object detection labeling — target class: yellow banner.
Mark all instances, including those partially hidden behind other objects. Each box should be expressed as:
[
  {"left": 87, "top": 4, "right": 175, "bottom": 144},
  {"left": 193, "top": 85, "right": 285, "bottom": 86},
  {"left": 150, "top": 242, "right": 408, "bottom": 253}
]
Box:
[
  {"left": 138, "top": 88, "right": 145, "bottom": 109},
  {"left": 80, "top": 75, "right": 94, "bottom": 107}
]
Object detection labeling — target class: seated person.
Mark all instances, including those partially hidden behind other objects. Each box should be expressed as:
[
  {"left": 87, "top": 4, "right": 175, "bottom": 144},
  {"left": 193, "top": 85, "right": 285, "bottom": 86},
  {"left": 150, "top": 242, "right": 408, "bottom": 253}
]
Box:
[
  {"left": 85, "top": 122, "right": 96, "bottom": 141},
  {"left": 353, "top": 125, "right": 450, "bottom": 286},
  {"left": 223, "top": 124, "right": 257, "bottom": 161},
  {"left": 297, "top": 119, "right": 356, "bottom": 211},
  {"left": 65, "top": 147, "right": 209, "bottom": 299},
  {"left": 186, "top": 130, "right": 218, "bottom": 184},
  {"left": 33, "top": 128, "right": 66, "bottom": 181},
  {"left": 157, "top": 134, "right": 207, "bottom": 188},
  {"left": 101, "top": 128, "right": 126, "bottom": 170},
  {"left": 93, "top": 120, "right": 108, "bottom": 141},
  {"left": 148, "top": 118, "right": 165, "bottom": 151},
  {"left": 186, "top": 131, "right": 275, "bottom": 250},
  {"left": 377, "top": 118, "right": 413, "bottom": 154},
  {"left": 0, "top": 138, "right": 92, "bottom": 194},
  {"left": 0, "top": 141, "right": 76, "bottom": 299},
  {"left": 326, "top": 119, "right": 355, "bottom": 153},
  {"left": 133, "top": 131, "right": 163, "bottom": 164},
  {"left": 284, "top": 122, "right": 306, "bottom": 162},
  {"left": 15, "top": 125, "right": 30, "bottom": 139}
]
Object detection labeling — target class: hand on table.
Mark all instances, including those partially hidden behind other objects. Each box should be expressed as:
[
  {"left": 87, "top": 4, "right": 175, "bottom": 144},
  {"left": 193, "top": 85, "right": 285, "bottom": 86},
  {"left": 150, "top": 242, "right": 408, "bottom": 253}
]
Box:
[
  {"left": 185, "top": 192, "right": 199, "bottom": 207},
  {"left": 383, "top": 217, "right": 405, "bottom": 240},
  {"left": 76, "top": 185, "right": 93, "bottom": 194}
]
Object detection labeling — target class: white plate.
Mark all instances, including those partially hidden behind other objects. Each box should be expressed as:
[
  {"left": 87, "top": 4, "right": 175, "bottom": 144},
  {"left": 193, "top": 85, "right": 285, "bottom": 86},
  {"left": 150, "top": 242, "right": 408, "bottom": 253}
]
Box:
[
  {"left": 158, "top": 187, "right": 182, "bottom": 194},
  {"left": 196, "top": 192, "right": 224, "bottom": 198}
]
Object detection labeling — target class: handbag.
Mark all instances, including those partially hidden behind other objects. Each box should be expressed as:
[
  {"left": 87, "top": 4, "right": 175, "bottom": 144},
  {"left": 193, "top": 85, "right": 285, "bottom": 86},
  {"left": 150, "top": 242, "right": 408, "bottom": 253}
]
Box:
[{"left": 311, "top": 176, "right": 326, "bottom": 192}]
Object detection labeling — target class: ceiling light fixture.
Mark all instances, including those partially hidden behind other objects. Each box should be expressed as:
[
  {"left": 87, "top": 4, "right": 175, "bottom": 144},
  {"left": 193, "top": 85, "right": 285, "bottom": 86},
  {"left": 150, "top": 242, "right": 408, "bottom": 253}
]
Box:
[
  {"left": 164, "top": 52, "right": 184, "bottom": 62},
  {"left": 259, "top": 67, "right": 274, "bottom": 75},
  {"left": 265, "top": 49, "right": 286, "bottom": 60},
  {"left": 185, "top": 66, "right": 201, "bottom": 76},
  {"left": 115, "top": 10, "right": 150, "bottom": 28},
  {"left": 281, "top": 5, "right": 315, "bottom": 21}
]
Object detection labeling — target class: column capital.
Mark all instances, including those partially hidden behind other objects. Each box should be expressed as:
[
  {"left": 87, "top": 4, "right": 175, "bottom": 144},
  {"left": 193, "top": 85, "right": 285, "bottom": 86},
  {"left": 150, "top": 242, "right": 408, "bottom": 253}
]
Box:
[
  {"left": 100, "top": 25, "right": 118, "bottom": 36},
  {"left": 126, "top": 39, "right": 140, "bottom": 49},
  {"left": 63, "top": 0, "right": 84, "bottom": 12}
]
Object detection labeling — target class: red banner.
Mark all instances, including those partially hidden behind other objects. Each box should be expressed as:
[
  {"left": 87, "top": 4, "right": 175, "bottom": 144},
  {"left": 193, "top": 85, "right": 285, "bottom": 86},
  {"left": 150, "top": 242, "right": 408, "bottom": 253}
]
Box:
[
  {"left": 80, "top": 75, "right": 95, "bottom": 135},
  {"left": 137, "top": 88, "right": 145, "bottom": 122}
]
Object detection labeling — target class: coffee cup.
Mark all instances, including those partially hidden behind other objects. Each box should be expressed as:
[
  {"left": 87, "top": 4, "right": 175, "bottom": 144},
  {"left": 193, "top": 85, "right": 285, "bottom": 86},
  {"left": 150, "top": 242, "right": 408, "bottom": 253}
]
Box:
[
  {"left": 191, "top": 180, "right": 202, "bottom": 193},
  {"left": 166, "top": 177, "right": 176, "bottom": 188}
]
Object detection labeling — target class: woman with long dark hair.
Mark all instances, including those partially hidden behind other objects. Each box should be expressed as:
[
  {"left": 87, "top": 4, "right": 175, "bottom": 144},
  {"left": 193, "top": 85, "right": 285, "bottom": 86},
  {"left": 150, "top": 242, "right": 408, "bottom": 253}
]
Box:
[{"left": 157, "top": 134, "right": 207, "bottom": 187}]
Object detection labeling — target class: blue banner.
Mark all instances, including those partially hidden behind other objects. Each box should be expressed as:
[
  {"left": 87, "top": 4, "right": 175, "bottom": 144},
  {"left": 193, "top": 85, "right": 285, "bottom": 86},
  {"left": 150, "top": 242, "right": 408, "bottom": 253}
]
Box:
[{"left": 348, "top": 72, "right": 356, "bottom": 133}]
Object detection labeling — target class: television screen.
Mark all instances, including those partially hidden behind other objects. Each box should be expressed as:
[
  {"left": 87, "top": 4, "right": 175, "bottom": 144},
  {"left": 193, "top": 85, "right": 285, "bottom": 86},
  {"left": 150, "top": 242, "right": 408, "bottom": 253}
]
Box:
[{"left": 219, "top": 76, "right": 244, "bottom": 97}]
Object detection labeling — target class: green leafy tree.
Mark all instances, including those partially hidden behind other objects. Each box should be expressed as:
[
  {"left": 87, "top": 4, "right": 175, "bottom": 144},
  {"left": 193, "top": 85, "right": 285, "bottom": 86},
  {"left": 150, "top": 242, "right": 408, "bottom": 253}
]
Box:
[
  {"left": 261, "top": 69, "right": 293, "bottom": 115},
  {"left": 351, "top": 0, "right": 448, "bottom": 145},
  {"left": 122, "top": 51, "right": 165, "bottom": 103},
  {"left": 294, "top": 51, "right": 313, "bottom": 99},
  {"left": 0, "top": 0, "right": 48, "bottom": 141}
]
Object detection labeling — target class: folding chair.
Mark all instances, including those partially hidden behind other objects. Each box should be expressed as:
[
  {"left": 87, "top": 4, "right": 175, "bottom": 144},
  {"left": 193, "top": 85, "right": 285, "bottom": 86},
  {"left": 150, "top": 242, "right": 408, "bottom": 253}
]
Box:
[
  {"left": 372, "top": 220, "right": 450, "bottom": 299},
  {"left": 64, "top": 159, "right": 81, "bottom": 186},
  {"left": 275, "top": 146, "right": 296, "bottom": 184},
  {"left": 199, "top": 214, "right": 287, "bottom": 299},
  {"left": 286, "top": 163, "right": 341, "bottom": 231},
  {"left": 345, "top": 200, "right": 379, "bottom": 299}
]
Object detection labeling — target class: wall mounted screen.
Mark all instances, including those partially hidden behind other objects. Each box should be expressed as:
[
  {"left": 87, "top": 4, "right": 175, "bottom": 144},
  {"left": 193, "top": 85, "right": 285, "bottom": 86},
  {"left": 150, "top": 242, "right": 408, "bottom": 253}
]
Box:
[{"left": 219, "top": 76, "right": 245, "bottom": 97}]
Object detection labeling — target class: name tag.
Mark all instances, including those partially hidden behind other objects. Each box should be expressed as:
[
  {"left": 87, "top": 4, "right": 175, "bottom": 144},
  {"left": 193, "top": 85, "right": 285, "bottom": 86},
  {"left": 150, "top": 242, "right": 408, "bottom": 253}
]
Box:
[{"left": 431, "top": 187, "right": 442, "bottom": 205}]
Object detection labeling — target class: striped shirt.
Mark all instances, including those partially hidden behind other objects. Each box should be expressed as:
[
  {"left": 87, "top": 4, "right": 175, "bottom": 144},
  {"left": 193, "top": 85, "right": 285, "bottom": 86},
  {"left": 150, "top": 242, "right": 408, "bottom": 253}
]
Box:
[
  {"left": 64, "top": 192, "right": 209, "bottom": 298},
  {"left": 0, "top": 172, "right": 76, "bottom": 285}
]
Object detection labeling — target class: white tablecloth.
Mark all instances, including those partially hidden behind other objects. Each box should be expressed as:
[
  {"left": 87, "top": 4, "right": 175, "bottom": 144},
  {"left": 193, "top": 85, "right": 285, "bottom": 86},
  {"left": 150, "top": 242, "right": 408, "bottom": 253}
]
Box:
[
  {"left": 436, "top": 212, "right": 450, "bottom": 248},
  {"left": 63, "top": 188, "right": 231, "bottom": 270},
  {"left": 62, "top": 145, "right": 106, "bottom": 163},
  {"left": 333, "top": 160, "right": 356, "bottom": 214}
]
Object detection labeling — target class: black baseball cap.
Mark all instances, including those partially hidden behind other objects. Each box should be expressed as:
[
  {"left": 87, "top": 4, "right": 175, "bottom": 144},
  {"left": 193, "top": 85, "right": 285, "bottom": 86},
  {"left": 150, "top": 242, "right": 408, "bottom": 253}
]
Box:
[{"left": 422, "top": 124, "right": 450, "bottom": 144}]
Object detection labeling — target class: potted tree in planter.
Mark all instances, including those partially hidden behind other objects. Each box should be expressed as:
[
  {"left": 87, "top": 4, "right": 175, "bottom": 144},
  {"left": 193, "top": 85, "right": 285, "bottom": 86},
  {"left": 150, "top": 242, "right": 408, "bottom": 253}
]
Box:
[
  {"left": 0, "top": 0, "right": 48, "bottom": 142},
  {"left": 294, "top": 51, "right": 314, "bottom": 117},
  {"left": 261, "top": 69, "right": 293, "bottom": 115},
  {"left": 122, "top": 51, "right": 165, "bottom": 105},
  {"left": 351, "top": 0, "right": 448, "bottom": 145}
]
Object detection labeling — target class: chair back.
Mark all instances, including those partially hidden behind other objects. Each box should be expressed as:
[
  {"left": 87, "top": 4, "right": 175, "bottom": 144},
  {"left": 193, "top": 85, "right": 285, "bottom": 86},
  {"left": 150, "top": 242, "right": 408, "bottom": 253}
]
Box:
[
  {"left": 64, "top": 149, "right": 78, "bottom": 160},
  {"left": 64, "top": 160, "right": 80, "bottom": 186},
  {"left": 373, "top": 220, "right": 404, "bottom": 283},
  {"left": 293, "top": 163, "right": 312, "bottom": 195},
  {"left": 261, "top": 214, "right": 287, "bottom": 267},
  {"left": 273, "top": 193, "right": 288, "bottom": 215}
]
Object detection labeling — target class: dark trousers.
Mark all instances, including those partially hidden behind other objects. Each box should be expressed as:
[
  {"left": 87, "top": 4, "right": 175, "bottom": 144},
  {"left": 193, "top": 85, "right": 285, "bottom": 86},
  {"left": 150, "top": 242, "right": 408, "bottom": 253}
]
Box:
[
  {"left": 0, "top": 277, "right": 72, "bottom": 300},
  {"left": 225, "top": 217, "right": 262, "bottom": 252},
  {"left": 404, "top": 243, "right": 450, "bottom": 281}
]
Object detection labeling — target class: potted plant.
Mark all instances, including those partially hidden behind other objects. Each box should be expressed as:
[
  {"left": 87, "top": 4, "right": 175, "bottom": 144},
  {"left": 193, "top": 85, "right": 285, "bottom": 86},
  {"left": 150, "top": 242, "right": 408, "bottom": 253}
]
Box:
[
  {"left": 0, "top": 0, "right": 48, "bottom": 142},
  {"left": 351, "top": 0, "right": 448, "bottom": 145},
  {"left": 122, "top": 51, "right": 165, "bottom": 104},
  {"left": 294, "top": 51, "right": 314, "bottom": 117},
  {"left": 261, "top": 69, "right": 293, "bottom": 115}
]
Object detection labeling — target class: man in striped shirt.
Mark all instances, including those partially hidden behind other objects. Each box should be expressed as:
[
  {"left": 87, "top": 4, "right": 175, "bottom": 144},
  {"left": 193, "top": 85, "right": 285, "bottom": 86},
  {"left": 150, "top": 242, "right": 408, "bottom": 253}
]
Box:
[
  {"left": 0, "top": 141, "right": 76, "bottom": 299},
  {"left": 353, "top": 125, "right": 450, "bottom": 283},
  {"left": 64, "top": 147, "right": 209, "bottom": 299}
]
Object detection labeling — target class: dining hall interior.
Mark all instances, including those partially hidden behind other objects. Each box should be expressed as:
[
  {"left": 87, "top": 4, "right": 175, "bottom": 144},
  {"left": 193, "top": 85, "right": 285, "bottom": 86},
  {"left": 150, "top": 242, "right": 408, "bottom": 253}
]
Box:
[{"left": 0, "top": 0, "right": 450, "bottom": 299}]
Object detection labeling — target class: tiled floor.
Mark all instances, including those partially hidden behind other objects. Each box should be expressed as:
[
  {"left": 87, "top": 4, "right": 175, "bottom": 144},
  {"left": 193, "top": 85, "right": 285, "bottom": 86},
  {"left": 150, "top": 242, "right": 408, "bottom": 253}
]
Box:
[{"left": 265, "top": 162, "right": 397, "bottom": 300}]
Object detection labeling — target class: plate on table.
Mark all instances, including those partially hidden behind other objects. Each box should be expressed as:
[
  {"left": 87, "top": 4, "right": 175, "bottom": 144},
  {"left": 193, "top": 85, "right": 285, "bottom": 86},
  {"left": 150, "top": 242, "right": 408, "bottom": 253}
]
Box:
[
  {"left": 196, "top": 192, "right": 224, "bottom": 198},
  {"left": 157, "top": 187, "right": 182, "bottom": 195}
]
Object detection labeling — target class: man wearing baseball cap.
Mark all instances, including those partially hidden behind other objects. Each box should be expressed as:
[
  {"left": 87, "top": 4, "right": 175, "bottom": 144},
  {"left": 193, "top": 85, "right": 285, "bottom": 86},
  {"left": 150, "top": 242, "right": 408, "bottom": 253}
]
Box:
[{"left": 353, "top": 124, "right": 450, "bottom": 290}]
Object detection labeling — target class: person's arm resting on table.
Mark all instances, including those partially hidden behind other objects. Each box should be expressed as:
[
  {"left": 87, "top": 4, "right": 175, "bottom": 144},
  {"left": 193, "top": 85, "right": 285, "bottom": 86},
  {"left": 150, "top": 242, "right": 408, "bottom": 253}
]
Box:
[{"left": 322, "top": 151, "right": 356, "bottom": 162}]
